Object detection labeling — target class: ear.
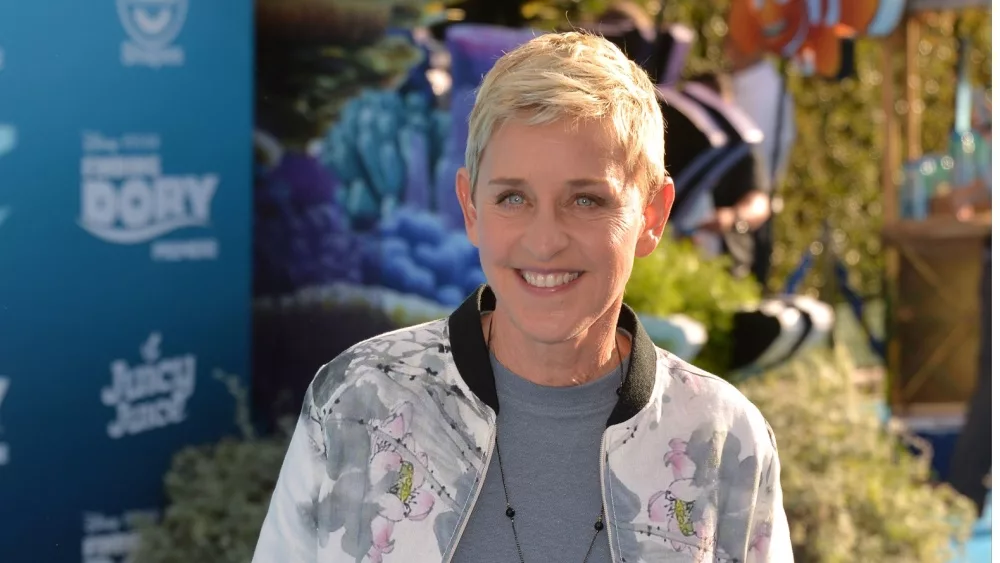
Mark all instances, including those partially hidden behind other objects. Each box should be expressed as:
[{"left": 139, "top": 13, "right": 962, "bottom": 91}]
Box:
[
  {"left": 455, "top": 167, "right": 480, "bottom": 247},
  {"left": 635, "top": 177, "right": 674, "bottom": 258}
]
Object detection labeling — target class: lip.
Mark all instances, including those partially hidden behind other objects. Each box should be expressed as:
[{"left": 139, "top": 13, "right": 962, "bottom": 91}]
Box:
[{"left": 515, "top": 269, "right": 584, "bottom": 295}]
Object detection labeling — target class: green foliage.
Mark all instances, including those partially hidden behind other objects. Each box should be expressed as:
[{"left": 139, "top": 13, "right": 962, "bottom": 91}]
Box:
[
  {"left": 737, "top": 347, "right": 977, "bottom": 563},
  {"left": 664, "top": 5, "right": 991, "bottom": 298},
  {"left": 132, "top": 371, "right": 292, "bottom": 563},
  {"left": 521, "top": 0, "right": 614, "bottom": 24},
  {"left": 521, "top": 0, "right": 992, "bottom": 298},
  {"left": 625, "top": 233, "right": 762, "bottom": 375},
  {"left": 774, "top": 9, "right": 991, "bottom": 299}
]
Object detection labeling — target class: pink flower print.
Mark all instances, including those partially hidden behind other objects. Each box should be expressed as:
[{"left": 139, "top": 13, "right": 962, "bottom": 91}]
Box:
[
  {"left": 663, "top": 439, "right": 695, "bottom": 480},
  {"left": 748, "top": 520, "right": 772, "bottom": 560},
  {"left": 367, "top": 518, "right": 395, "bottom": 563},
  {"left": 366, "top": 402, "right": 437, "bottom": 561},
  {"left": 378, "top": 459, "right": 435, "bottom": 522},
  {"left": 648, "top": 478, "right": 701, "bottom": 553}
]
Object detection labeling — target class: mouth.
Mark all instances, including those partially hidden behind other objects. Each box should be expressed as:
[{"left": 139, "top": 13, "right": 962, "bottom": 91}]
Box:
[{"left": 517, "top": 269, "right": 583, "bottom": 290}]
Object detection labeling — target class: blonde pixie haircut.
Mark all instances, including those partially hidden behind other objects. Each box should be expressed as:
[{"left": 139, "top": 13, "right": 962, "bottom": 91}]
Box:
[{"left": 465, "top": 31, "right": 666, "bottom": 200}]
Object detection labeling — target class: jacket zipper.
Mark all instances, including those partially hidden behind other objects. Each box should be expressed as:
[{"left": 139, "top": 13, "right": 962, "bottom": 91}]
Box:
[
  {"left": 599, "top": 430, "right": 615, "bottom": 561},
  {"left": 443, "top": 422, "right": 497, "bottom": 563}
]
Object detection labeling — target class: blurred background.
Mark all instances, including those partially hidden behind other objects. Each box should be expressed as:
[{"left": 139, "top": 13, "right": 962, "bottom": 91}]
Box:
[{"left": 0, "top": 0, "right": 992, "bottom": 562}]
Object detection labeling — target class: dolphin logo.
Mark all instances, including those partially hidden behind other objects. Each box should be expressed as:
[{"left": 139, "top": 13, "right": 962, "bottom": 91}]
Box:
[{"left": 117, "top": 0, "right": 188, "bottom": 51}]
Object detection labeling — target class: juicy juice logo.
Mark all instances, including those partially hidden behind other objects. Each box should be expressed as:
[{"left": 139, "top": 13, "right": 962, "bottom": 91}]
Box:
[
  {"left": 78, "top": 132, "right": 218, "bottom": 245},
  {"left": 82, "top": 508, "right": 158, "bottom": 563},
  {"left": 100, "top": 332, "right": 196, "bottom": 439}
]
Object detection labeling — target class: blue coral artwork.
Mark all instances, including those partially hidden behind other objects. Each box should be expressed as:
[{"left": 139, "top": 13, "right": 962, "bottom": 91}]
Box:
[
  {"left": 250, "top": 3, "right": 541, "bottom": 428},
  {"left": 252, "top": 4, "right": 535, "bottom": 322}
]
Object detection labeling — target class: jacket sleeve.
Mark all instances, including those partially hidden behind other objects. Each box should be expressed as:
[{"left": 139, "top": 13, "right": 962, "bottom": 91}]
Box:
[
  {"left": 252, "top": 391, "right": 326, "bottom": 563},
  {"left": 746, "top": 421, "right": 794, "bottom": 563}
]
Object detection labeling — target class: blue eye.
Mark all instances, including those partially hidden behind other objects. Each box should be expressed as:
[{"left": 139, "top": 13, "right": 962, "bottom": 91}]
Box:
[
  {"left": 576, "top": 196, "right": 595, "bottom": 207},
  {"left": 497, "top": 192, "right": 525, "bottom": 206}
]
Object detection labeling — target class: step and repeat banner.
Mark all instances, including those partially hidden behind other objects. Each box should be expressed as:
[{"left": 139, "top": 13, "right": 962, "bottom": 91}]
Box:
[{"left": 0, "top": 2, "right": 252, "bottom": 562}]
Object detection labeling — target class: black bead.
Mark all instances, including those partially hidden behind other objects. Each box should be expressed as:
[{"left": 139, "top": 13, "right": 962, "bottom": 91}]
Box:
[
  {"left": 615, "top": 387, "right": 622, "bottom": 396},
  {"left": 505, "top": 507, "right": 516, "bottom": 519},
  {"left": 594, "top": 520, "right": 604, "bottom": 531}
]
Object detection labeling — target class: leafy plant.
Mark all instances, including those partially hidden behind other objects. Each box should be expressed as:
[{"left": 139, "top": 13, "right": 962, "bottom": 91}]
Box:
[
  {"left": 625, "top": 233, "right": 762, "bottom": 375},
  {"left": 737, "top": 347, "right": 977, "bottom": 563},
  {"left": 132, "top": 371, "right": 293, "bottom": 563}
]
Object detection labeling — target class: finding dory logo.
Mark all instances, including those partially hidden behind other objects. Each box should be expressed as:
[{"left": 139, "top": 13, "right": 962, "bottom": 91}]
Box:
[{"left": 728, "top": 0, "right": 907, "bottom": 78}]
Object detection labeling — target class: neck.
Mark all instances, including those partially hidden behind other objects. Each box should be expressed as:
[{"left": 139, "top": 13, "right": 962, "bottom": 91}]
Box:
[{"left": 483, "top": 305, "right": 629, "bottom": 388}]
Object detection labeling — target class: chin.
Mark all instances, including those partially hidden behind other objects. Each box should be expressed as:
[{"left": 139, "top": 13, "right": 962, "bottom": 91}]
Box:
[
  {"left": 490, "top": 273, "right": 621, "bottom": 345},
  {"left": 503, "top": 308, "right": 589, "bottom": 345}
]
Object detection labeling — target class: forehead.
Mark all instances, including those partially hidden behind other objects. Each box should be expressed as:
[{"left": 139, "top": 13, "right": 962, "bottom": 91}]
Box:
[{"left": 479, "top": 118, "right": 625, "bottom": 184}]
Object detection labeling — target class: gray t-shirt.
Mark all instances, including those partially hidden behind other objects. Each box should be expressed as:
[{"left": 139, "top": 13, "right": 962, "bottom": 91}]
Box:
[{"left": 451, "top": 353, "right": 625, "bottom": 563}]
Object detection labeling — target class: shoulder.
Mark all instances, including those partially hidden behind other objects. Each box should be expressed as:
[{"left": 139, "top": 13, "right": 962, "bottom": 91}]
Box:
[
  {"left": 655, "top": 349, "right": 778, "bottom": 453},
  {"left": 305, "top": 318, "right": 453, "bottom": 413}
]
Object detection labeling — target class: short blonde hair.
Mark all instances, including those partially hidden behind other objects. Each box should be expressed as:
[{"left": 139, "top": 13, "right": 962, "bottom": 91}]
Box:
[{"left": 465, "top": 31, "right": 666, "bottom": 199}]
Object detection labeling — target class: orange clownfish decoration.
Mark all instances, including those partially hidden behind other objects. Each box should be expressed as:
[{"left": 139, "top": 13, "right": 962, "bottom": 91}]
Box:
[{"left": 728, "top": 0, "right": 906, "bottom": 78}]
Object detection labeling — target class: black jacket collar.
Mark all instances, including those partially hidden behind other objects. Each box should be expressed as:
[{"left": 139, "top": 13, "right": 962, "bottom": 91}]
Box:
[{"left": 447, "top": 285, "right": 658, "bottom": 426}]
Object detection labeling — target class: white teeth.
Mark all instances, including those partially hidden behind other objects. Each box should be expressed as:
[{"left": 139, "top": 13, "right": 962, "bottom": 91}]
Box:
[{"left": 521, "top": 271, "right": 580, "bottom": 288}]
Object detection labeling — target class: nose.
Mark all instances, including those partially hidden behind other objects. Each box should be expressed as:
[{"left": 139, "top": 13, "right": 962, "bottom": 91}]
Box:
[{"left": 520, "top": 208, "right": 570, "bottom": 262}]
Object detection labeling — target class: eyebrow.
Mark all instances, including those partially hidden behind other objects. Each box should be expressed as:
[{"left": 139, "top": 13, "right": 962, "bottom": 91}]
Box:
[
  {"left": 566, "top": 178, "right": 610, "bottom": 189},
  {"left": 486, "top": 177, "right": 610, "bottom": 188},
  {"left": 486, "top": 177, "right": 527, "bottom": 188}
]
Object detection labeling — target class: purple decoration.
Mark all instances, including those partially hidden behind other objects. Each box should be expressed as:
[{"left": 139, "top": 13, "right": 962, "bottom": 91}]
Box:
[
  {"left": 659, "top": 24, "right": 695, "bottom": 88},
  {"left": 435, "top": 24, "right": 540, "bottom": 229},
  {"left": 262, "top": 151, "right": 339, "bottom": 206}
]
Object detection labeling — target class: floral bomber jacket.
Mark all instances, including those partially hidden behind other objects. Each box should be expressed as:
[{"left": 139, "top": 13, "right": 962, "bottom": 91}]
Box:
[{"left": 252, "top": 286, "right": 793, "bottom": 562}]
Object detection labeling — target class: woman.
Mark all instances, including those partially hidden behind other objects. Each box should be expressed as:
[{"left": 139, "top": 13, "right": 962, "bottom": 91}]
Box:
[{"left": 253, "top": 31, "right": 792, "bottom": 563}]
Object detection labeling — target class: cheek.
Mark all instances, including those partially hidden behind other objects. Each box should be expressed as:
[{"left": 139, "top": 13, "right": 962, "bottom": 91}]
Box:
[
  {"left": 604, "top": 211, "right": 642, "bottom": 249},
  {"left": 475, "top": 215, "right": 510, "bottom": 256},
  {"left": 581, "top": 215, "right": 641, "bottom": 277}
]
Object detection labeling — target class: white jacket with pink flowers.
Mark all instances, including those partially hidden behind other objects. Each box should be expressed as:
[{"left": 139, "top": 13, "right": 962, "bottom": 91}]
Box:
[{"left": 252, "top": 286, "right": 793, "bottom": 562}]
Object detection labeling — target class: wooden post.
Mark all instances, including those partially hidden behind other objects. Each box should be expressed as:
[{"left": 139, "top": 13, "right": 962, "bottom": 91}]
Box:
[
  {"left": 881, "top": 26, "right": 904, "bottom": 414},
  {"left": 891, "top": 14, "right": 923, "bottom": 416},
  {"left": 881, "top": 34, "right": 900, "bottom": 226}
]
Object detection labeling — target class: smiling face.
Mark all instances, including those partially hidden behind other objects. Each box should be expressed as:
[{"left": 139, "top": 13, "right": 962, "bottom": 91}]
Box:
[{"left": 456, "top": 118, "right": 673, "bottom": 345}]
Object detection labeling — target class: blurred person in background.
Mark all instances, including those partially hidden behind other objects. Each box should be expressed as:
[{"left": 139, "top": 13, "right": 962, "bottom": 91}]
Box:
[
  {"left": 947, "top": 88, "right": 991, "bottom": 516},
  {"left": 723, "top": 38, "right": 797, "bottom": 287},
  {"left": 252, "top": 32, "right": 791, "bottom": 563},
  {"left": 686, "top": 72, "right": 773, "bottom": 283}
]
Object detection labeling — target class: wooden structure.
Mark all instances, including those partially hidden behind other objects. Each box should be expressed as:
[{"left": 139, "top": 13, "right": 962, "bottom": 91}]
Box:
[{"left": 879, "top": 0, "right": 991, "bottom": 418}]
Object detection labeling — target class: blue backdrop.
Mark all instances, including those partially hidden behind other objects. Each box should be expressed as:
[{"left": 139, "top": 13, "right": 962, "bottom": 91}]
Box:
[{"left": 0, "top": 2, "right": 252, "bottom": 561}]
